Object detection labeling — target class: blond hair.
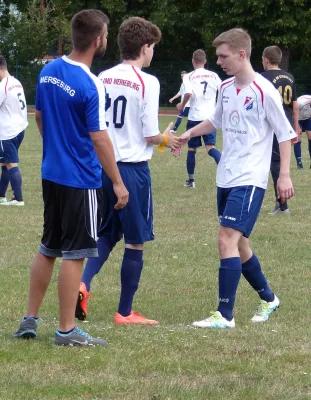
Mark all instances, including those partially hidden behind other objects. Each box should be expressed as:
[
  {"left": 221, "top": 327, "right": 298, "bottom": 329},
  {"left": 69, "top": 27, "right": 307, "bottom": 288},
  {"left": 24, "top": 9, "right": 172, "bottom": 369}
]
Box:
[
  {"left": 192, "top": 49, "right": 206, "bottom": 64},
  {"left": 212, "top": 28, "right": 252, "bottom": 58}
]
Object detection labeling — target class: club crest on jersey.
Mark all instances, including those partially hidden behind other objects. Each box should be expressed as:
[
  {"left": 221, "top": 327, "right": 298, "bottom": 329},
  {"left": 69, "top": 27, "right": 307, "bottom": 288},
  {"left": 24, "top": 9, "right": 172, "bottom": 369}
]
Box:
[{"left": 244, "top": 96, "right": 253, "bottom": 110}]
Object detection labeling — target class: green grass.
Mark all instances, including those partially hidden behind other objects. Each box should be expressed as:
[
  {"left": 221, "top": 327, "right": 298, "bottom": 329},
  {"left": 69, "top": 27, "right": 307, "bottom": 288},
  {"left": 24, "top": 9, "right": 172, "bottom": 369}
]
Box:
[{"left": 1, "top": 116, "right": 311, "bottom": 400}]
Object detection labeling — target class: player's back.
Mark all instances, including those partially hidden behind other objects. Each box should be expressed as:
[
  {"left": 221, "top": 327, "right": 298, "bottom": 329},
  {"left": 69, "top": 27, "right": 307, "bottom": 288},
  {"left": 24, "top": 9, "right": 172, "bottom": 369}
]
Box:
[
  {"left": 184, "top": 68, "right": 221, "bottom": 121},
  {"left": 0, "top": 75, "right": 28, "bottom": 139},
  {"left": 297, "top": 95, "right": 311, "bottom": 120},
  {"left": 261, "top": 69, "right": 296, "bottom": 121},
  {"left": 36, "top": 56, "right": 105, "bottom": 189},
  {"left": 99, "top": 64, "right": 160, "bottom": 162}
]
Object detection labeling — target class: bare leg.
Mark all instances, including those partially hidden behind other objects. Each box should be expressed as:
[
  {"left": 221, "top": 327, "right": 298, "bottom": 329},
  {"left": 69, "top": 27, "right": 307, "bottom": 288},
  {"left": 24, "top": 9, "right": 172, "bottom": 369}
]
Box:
[
  {"left": 58, "top": 259, "right": 84, "bottom": 332},
  {"left": 26, "top": 252, "right": 55, "bottom": 317}
]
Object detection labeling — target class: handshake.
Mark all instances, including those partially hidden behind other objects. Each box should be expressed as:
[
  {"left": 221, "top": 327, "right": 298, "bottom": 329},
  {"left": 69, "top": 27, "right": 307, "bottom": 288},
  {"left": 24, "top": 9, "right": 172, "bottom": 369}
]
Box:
[{"left": 160, "top": 122, "right": 192, "bottom": 157}]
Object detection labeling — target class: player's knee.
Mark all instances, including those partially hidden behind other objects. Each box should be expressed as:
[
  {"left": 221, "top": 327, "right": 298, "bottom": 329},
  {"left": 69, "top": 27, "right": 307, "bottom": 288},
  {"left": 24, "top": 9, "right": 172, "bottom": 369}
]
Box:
[
  {"left": 218, "top": 228, "right": 240, "bottom": 254},
  {"left": 6, "top": 162, "right": 18, "bottom": 169}
]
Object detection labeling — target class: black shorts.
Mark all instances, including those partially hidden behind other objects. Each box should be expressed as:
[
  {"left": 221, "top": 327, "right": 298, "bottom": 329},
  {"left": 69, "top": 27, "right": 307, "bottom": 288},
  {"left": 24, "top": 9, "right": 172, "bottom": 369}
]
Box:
[{"left": 39, "top": 179, "right": 103, "bottom": 260}]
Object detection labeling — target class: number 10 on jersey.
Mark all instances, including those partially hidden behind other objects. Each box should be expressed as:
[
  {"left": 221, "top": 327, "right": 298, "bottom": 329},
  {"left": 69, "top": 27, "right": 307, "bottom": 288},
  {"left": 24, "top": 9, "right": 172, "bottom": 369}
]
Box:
[{"left": 105, "top": 93, "right": 127, "bottom": 129}]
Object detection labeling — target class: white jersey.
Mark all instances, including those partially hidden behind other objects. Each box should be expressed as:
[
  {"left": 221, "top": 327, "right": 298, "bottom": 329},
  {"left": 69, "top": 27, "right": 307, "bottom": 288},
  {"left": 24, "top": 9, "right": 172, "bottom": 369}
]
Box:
[
  {"left": 99, "top": 64, "right": 160, "bottom": 162},
  {"left": 0, "top": 75, "right": 28, "bottom": 140},
  {"left": 297, "top": 95, "right": 311, "bottom": 120},
  {"left": 209, "top": 73, "right": 296, "bottom": 189},
  {"left": 183, "top": 68, "right": 221, "bottom": 121},
  {"left": 179, "top": 83, "right": 190, "bottom": 107}
]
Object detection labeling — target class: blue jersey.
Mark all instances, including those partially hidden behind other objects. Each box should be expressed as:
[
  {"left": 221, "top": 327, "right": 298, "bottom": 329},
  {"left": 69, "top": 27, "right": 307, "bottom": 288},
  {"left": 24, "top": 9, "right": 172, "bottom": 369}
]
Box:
[{"left": 35, "top": 56, "right": 107, "bottom": 189}]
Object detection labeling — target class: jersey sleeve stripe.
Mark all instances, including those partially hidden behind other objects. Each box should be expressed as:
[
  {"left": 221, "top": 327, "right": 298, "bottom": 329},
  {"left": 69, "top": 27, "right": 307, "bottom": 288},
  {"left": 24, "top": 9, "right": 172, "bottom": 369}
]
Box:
[
  {"left": 253, "top": 81, "right": 264, "bottom": 106},
  {"left": 132, "top": 66, "right": 145, "bottom": 99}
]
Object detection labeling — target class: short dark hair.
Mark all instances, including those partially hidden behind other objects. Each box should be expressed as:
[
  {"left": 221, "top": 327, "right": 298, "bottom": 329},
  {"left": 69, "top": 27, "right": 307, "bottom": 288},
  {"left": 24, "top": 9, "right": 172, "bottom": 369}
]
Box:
[
  {"left": 263, "top": 46, "right": 282, "bottom": 65},
  {"left": 181, "top": 71, "right": 187, "bottom": 74},
  {"left": 118, "top": 17, "right": 162, "bottom": 60},
  {"left": 193, "top": 49, "right": 206, "bottom": 64},
  {"left": 71, "top": 9, "right": 109, "bottom": 52},
  {"left": 0, "top": 55, "right": 7, "bottom": 69}
]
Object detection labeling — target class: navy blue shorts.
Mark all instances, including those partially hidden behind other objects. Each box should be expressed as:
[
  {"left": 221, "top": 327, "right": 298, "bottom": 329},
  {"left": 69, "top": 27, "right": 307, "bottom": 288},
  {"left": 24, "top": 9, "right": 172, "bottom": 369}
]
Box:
[
  {"left": 0, "top": 131, "right": 24, "bottom": 163},
  {"left": 186, "top": 120, "right": 216, "bottom": 148},
  {"left": 98, "top": 161, "right": 154, "bottom": 245},
  {"left": 299, "top": 118, "right": 311, "bottom": 132},
  {"left": 217, "top": 185, "right": 265, "bottom": 238},
  {"left": 178, "top": 107, "right": 190, "bottom": 118}
]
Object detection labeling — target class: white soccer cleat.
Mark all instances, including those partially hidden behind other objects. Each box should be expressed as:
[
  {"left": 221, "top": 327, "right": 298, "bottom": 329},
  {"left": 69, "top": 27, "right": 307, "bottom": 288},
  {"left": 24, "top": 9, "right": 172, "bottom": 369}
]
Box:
[
  {"left": 169, "top": 129, "right": 176, "bottom": 133},
  {"left": 184, "top": 180, "right": 195, "bottom": 188},
  {"left": 192, "top": 311, "right": 235, "bottom": 328},
  {"left": 251, "top": 295, "right": 280, "bottom": 323},
  {"left": 0, "top": 197, "right": 24, "bottom": 206}
]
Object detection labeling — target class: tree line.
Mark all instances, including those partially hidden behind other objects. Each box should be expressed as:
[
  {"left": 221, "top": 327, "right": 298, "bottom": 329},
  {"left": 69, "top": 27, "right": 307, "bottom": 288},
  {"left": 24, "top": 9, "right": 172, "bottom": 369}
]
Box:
[{"left": 0, "top": 0, "right": 310, "bottom": 103}]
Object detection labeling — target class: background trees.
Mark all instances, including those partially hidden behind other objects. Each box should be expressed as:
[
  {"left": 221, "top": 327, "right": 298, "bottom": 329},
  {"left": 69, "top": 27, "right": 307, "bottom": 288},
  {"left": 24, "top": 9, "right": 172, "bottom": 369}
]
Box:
[{"left": 0, "top": 0, "right": 310, "bottom": 103}]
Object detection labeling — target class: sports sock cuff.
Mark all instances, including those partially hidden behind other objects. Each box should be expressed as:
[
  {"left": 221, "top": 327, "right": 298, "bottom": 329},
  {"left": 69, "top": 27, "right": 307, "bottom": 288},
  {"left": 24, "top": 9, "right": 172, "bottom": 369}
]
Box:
[
  {"left": 124, "top": 248, "right": 143, "bottom": 262},
  {"left": 220, "top": 257, "right": 242, "bottom": 270},
  {"left": 242, "top": 253, "right": 259, "bottom": 270}
]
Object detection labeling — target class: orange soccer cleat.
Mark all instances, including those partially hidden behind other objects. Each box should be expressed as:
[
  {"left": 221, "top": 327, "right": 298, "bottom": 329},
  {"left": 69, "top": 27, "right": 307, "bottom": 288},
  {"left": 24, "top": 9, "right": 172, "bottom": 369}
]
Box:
[
  {"left": 75, "top": 282, "right": 91, "bottom": 321},
  {"left": 114, "top": 311, "right": 159, "bottom": 325}
]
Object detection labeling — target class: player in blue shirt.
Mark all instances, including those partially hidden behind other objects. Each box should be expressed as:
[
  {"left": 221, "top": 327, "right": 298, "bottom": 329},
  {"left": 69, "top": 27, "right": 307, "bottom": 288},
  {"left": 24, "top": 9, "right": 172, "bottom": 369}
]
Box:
[{"left": 14, "top": 9, "right": 129, "bottom": 347}]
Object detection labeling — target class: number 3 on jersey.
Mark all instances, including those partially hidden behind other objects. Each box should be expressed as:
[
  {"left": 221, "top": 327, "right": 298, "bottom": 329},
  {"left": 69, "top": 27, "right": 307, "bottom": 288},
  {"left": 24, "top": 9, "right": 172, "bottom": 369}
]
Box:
[{"left": 105, "top": 92, "right": 127, "bottom": 129}]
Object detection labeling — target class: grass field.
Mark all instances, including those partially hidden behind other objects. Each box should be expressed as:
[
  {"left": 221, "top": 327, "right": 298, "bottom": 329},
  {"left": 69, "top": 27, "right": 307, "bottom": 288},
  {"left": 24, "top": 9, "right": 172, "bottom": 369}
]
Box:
[{"left": 1, "top": 115, "right": 311, "bottom": 400}]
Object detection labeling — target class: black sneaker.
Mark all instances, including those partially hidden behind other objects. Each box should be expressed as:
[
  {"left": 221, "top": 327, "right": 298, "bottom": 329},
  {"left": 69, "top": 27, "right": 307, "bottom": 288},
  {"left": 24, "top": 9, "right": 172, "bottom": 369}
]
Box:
[
  {"left": 297, "top": 162, "right": 304, "bottom": 170},
  {"left": 184, "top": 180, "right": 195, "bottom": 188}
]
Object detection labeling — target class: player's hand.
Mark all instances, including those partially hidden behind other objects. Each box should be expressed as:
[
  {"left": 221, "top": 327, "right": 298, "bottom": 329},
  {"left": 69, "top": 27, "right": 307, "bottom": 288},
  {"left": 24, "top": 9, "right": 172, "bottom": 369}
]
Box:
[
  {"left": 291, "top": 125, "right": 301, "bottom": 144},
  {"left": 161, "top": 122, "right": 181, "bottom": 150},
  {"left": 169, "top": 98, "right": 174, "bottom": 104},
  {"left": 179, "top": 130, "right": 192, "bottom": 144},
  {"left": 171, "top": 145, "right": 183, "bottom": 157},
  {"left": 113, "top": 182, "right": 129, "bottom": 210},
  {"left": 277, "top": 174, "right": 294, "bottom": 203},
  {"left": 176, "top": 102, "right": 183, "bottom": 111}
]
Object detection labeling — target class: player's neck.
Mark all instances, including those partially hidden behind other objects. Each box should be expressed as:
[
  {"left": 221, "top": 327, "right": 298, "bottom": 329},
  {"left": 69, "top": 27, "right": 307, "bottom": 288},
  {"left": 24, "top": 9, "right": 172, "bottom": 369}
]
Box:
[
  {"left": 0, "top": 71, "right": 9, "bottom": 80},
  {"left": 122, "top": 60, "right": 144, "bottom": 69},
  {"left": 234, "top": 63, "right": 256, "bottom": 88},
  {"left": 67, "top": 50, "right": 94, "bottom": 69},
  {"left": 194, "top": 64, "right": 205, "bottom": 70},
  {"left": 266, "top": 65, "right": 281, "bottom": 71}
]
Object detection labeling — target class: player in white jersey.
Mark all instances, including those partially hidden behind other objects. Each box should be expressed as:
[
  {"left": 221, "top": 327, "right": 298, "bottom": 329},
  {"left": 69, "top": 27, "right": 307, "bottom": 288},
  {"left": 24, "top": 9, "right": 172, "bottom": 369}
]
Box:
[
  {"left": 179, "top": 28, "right": 295, "bottom": 328},
  {"left": 0, "top": 56, "right": 28, "bottom": 206},
  {"left": 297, "top": 95, "right": 311, "bottom": 168},
  {"left": 177, "top": 49, "right": 222, "bottom": 188},
  {"left": 169, "top": 71, "right": 190, "bottom": 132},
  {"left": 76, "top": 17, "right": 180, "bottom": 325}
]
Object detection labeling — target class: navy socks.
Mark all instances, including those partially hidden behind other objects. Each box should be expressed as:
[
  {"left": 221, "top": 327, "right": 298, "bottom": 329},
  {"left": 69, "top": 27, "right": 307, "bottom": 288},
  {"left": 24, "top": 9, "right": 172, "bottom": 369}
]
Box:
[
  {"left": 9, "top": 166, "right": 23, "bottom": 201},
  {"left": 242, "top": 253, "right": 274, "bottom": 302},
  {"left": 294, "top": 142, "right": 302, "bottom": 165},
  {"left": 0, "top": 166, "right": 9, "bottom": 197},
  {"left": 186, "top": 150, "right": 196, "bottom": 178},
  {"left": 118, "top": 248, "right": 143, "bottom": 317},
  {"left": 208, "top": 148, "right": 221, "bottom": 164},
  {"left": 82, "top": 236, "right": 115, "bottom": 291},
  {"left": 173, "top": 117, "right": 182, "bottom": 131},
  {"left": 217, "top": 257, "right": 242, "bottom": 321}
]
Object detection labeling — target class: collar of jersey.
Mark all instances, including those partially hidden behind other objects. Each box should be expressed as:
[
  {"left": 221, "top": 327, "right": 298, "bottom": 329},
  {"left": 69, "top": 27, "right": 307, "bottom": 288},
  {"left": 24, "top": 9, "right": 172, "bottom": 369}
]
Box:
[{"left": 62, "top": 56, "right": 90, "bottom": 74}]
